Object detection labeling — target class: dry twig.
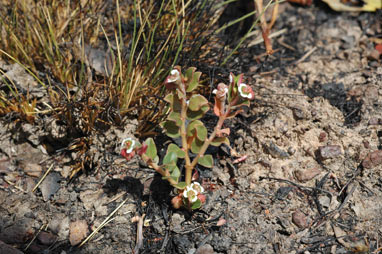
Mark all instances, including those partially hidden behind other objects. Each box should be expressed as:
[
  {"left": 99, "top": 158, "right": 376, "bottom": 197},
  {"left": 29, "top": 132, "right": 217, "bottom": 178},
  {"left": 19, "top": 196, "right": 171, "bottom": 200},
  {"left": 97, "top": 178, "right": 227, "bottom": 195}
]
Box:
[{"left": 132, "top": 214, "right": 146, "bottom": 254}]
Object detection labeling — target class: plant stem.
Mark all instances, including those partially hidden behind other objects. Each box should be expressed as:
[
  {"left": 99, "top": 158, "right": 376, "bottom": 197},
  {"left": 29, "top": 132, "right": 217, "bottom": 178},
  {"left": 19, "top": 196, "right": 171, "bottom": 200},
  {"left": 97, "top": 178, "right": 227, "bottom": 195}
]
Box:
[
  {"left": 179, "top": 80, "right": 193, "bottom": 185},
  {"left": 186, "top": 102, "right": 234, "bottom": 184},
  {"left": 189, "top": 115, "right": 226, "bottom": 171},
  {"left": 141, "top": 153, "right": 178, "bottom": 186}
]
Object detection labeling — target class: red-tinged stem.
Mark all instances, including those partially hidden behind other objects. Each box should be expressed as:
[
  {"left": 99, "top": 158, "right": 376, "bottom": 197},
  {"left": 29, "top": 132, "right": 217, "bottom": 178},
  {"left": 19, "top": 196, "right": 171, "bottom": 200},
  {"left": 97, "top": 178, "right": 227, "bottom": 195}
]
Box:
[
  {"left": 187, "top": 104, "right": 233, "bottom": 179},
  {"left": 141, "top": 153, "right": 178, "bottom": 186},
  {"left": 178, "top": 80, "right": 193, "bottom": 186},
  {"left": 185, "top": 95, "right": 243, "bottom": 185}
]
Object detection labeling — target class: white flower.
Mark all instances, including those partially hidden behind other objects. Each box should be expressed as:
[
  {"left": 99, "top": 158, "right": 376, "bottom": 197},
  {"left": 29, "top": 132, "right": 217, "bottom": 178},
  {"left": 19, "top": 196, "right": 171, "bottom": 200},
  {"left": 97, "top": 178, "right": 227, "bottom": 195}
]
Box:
[
  {"left": 167, "top": 69, "right": 180, "bottom": 83},
  {"left": 238, "top": 83, "right": 253, "bottom": 99},
  {"left": 121, "top": 138, "right": 135, "bottom": 153},
  {"left": 229, "top": 73, "right": 234, "bottom": 84},
  {"left": 190, "top": 182, "right": 204, "bottom": 194},
  {"left": 183, "top": 186, "right": 198, "bottom": 203},
  {"left": 213, "top": 84, "right": 228, "bottom": 97}
]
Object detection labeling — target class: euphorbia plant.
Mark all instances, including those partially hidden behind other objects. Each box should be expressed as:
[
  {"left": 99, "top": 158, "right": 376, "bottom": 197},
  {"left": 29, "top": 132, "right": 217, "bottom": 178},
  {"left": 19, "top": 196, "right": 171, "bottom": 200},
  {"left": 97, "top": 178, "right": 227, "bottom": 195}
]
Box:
[{"left": 121, "top": 66, "right": 254, "bottom": 210}]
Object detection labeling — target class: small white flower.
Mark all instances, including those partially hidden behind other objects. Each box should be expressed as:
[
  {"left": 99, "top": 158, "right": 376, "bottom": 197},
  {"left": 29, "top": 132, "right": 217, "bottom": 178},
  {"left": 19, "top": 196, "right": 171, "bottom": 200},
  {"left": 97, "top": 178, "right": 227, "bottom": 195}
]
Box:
[
  {"left": 229, "top": 73, "right": 234, "bottom": 84},
  {"left": 167, "top": 69, "right": 180, "bottom": 83},
  {"left": 238, "top": 83, "right": 253, "bottom": 99},
  {"left": 190, "top": 182, "right": 204, "bottom": 194},
  {"left": 213, "top": 85, "right": 228, "bottom": 97},
  {"left": 171, "top": 69, "right": 179, "bottom": 76},
  {"left": 183, "top": 186, "right": 198, "bottom": 203},
  {"left": 121, "top": 138, "right": 135, "bottom": 153}
]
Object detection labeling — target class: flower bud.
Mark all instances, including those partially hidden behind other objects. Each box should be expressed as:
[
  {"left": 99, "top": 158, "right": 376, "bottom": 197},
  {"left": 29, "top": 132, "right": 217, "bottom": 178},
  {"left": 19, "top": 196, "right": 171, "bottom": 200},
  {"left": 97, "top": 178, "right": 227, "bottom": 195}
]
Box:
[
  {"left": 164, "top": 67, "right": 181, "bottom": 89},
  {"left": 171, "top": 195, "right": 183, "bottom": 209},
  {"left": 197, "top": 194, "right": 206, "bottom": 204}
]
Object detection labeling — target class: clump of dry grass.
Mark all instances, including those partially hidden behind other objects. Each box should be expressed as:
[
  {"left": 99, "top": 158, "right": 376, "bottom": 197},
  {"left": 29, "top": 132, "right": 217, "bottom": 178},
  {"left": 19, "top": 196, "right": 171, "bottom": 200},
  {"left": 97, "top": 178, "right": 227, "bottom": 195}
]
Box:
[{"left": 0, "top": 0, "right": 222, "bottom": 177}]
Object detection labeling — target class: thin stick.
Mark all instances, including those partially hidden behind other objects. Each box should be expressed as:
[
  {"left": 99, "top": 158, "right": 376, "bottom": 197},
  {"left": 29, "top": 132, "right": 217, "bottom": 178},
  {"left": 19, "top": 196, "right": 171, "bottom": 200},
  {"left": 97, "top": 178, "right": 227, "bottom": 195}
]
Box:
[
  {"left": 294, "top": 46, "right": 317, "bottom": 65},
  {"left": 24, "top": 224, "right": 45, "bottom": 251},
  {"left": 79, "top": 196, "right": 131, "bottom": 247},
  {"left": 248, "top": 28, "right": 287, "bottom": 47},
  {"left": 3, "top": 179, "right": 27, "bottom": 193},
  {"left": 32, "top": 164, "right": 54, "bottom": 192},
  {"left": 133, "top": 214, "right": 145, "bottom": 254}
]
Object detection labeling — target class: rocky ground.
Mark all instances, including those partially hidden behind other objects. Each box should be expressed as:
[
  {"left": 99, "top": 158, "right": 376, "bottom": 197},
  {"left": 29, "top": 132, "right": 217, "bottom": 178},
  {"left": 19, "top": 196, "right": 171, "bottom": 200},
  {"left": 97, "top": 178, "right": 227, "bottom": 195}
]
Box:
[{"left": 0, "top": 2, "right": 382, "bottom": 254}]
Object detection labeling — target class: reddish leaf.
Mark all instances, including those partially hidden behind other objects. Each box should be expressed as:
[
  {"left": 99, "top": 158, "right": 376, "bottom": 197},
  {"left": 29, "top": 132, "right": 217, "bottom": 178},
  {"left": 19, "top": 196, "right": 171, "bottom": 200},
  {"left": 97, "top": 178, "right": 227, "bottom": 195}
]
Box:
[{"left": 214, "top": 97, "right": 222, "bottom": 116}]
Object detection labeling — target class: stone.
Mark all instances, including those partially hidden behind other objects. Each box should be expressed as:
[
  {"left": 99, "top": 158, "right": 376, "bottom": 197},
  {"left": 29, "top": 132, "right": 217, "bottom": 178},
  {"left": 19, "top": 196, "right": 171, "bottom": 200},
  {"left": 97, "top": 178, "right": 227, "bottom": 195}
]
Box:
[
  {"left": 0, "top": 240, "right": 23, "bottom": 254},
  {"left": 294, "top": 167, "right": 320, "bottom": 182},
  {"left": 37, "top": 231, "right": 57, "bottom": 245},
  {"left": 195, "top": 244, "right": 215, "bottom": 254},
  {"left": 292, "top": 210, "right": 308, "bottom": 228},
  {"left": 69, "top": 220, "right": 88, "bottom": 246},
  {"left": 317, "top": 145, "right": 342, "bottom": 160},
  {"left": 362, "top": 150, "right": 382, "bottom": 169}
]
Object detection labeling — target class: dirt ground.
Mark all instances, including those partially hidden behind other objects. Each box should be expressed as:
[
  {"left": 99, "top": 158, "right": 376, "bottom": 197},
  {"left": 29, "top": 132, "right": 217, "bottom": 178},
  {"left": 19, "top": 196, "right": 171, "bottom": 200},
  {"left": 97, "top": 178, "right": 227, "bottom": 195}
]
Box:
[{"left": 1, "top": 2, "right": 382, "bottom": 254}]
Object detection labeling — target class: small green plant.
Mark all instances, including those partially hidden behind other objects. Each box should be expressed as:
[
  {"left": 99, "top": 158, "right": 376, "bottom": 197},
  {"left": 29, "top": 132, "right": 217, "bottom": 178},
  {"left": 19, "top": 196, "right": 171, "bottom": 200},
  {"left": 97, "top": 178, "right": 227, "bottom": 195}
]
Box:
[{"left": 120, "top": 66, "right": 254, "bottom": 210}]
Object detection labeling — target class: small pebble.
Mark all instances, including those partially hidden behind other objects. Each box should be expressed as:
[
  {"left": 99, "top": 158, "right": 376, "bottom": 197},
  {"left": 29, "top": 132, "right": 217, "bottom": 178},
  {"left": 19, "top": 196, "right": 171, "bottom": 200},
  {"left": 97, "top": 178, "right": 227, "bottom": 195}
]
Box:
[
  {"left": 288, "top": 147, "right": 296, "bottom": 155},
  {"left": 368, "top": 49, "right": 381, "bottom": 61},
  {"left": 267, "top": 141, "right": 289, "bottom": 159},
  {"left": 195, "top": 244, "right": 215, "bottom": 254},
  {"left": 362, "top": 150, "right": 382, "bottom": 169},
  {"left": 69, "top": 220, "right": 88, "bottom": 246},
  {"left": 170, "top": 213, "right": 185, "bottom": 234},
  {"left": 293, "top": 107, "right": 305, "bottom": 120},
  {"left": 318, "top": 196, "right": 331, "bottom": 209},
  {"left": 317, "top": 145, "right": 342, "bottom": 160},
  {"left": 368, "top": 118, "right": 382, "bottom": 125},
  {"left": 292, "top": 210, "right": 308, "bottom": 228},
  {"left": 37, "top": 231, "right": 57, "bottom": 245},
  {"left": 294, "top": 168, "right": 320, "bottom": 182},
  {"left": 0, "top": 240, "right": 23, "bottom": 254},
  {"left": 318, "top": 132, "right": 327, "bottom": 143}
]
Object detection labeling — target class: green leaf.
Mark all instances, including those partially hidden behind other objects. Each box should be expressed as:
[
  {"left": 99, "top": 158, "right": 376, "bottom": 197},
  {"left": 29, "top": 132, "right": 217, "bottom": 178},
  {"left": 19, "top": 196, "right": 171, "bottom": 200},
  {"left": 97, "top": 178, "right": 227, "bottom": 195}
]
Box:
[
  {"left": 167, "top": 111, "right": 182, "bottom": 126},
  {"left": 164, "top": 93, "right": 182, "bottom": 112},
  {"left": 184, "top": 67, "right": 196, "bottom": 80},
  {"left": 197, "top": 154, "right": 213, "bottom": 168},
  {"left": 191, "top": 199, "right": 202, "bottom": 210},
  {"left": 195, "top": 124, "right": 207, "bottom": 141},
  {"left": 186, "top": 104, "right": 209, "bottom": 120},
  {"left": 167, "top": 144, "right": 185, "bottom": 158},
  {"left": 210, "top": 137, "right": 230, "bottom": 146},
  {"left": 145, "top": 138, "right": 157, "bottom": 161},
  {"left": 185, "top": 67, "right": 201, "bottom": 92},
  {"left": 161, "top": 120, "right": 180, "bottom": 138},
  {"left": 164, "top": 163, "right": 177, "bottom": 172},
  {"left": 187, "top": 121, "right": 207, "bottom": 141},
  {"left": 188, "top": 94, "right": 208, "bottom": 111},
  {"left": 232, "top": 100, "right": 250, "bottom": 109},
  {"left": 163, "top": 151, "right": 178, "bottom": 165},
  {"left": 167, "top": 165, "right": 180, "bottom": 182},
  {"left": 164, "top": 93, "right": 173, "bottom": 104},
  {"left": 191, "top": 138, "right": 204, "bottom": 154},
  {"left": 186, "top": 120, "right": 202, "bottom": 136},
  {"left": 174, "top": 181, "right": 187, "bottom": 190}
]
